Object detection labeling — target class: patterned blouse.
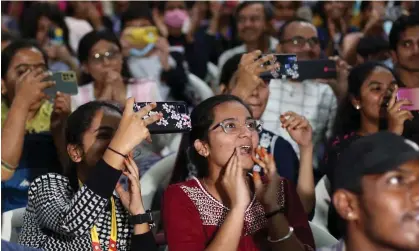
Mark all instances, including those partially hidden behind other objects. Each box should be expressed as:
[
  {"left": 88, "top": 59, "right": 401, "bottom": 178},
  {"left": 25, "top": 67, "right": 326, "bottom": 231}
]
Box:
[
  {"left": 18, "top": 159, "right": 157, "bottom": 251},
  {"left": 163, "top": 176, "right": 315, "bottom": 251}
]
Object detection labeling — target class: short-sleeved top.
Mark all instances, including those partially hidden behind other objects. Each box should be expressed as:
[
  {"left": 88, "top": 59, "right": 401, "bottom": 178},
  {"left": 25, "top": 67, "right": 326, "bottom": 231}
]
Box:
[
  {"left": 71, "top": 78, "right": 162, "bottom": 111},
  {"left": 163, "top": 177, "right": 315, "bottom": 251},
  {"left": 259, "top": 128, "right": 299, "bottom": 184}
]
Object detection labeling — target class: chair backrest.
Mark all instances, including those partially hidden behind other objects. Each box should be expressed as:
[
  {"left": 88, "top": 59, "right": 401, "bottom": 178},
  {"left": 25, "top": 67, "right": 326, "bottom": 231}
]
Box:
[
  {"left": 312, "top": 175, "right": 332, "bottom": 230},
  {"left": 1, "top": 207, "right": 26, "bottom": 242},
  {"left": 140, "top": 154, "right": 177, "bottom": 209},
  {"left": 309, "top": 221, "right": 338, "bottom": 248},
  {"left": 187, "top": 73, "right": 214, "bottom": 103}
]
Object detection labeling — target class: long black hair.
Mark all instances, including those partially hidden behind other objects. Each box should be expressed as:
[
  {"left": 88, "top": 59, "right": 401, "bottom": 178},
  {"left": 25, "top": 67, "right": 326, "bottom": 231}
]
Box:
[
  {"left": 65, "top": 101, "right": 123, "bottom": 192},
  {"left": 331, "top": 61, "right": 399, "bottom": 138},
  {"left": 170, "top": 95, "right": 252, "bottom": 184},
  {"left": 19, "top": 2, "right": 72, "bottom": 55},
  {"left": 77, "top": 30, "right": 132, "bottom": 85}
]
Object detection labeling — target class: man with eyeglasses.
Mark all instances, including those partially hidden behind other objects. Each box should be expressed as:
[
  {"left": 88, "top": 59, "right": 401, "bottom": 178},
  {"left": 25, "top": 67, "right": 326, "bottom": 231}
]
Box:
[{"left": 261, "top": 18, "right": 338, "bottom": 172}]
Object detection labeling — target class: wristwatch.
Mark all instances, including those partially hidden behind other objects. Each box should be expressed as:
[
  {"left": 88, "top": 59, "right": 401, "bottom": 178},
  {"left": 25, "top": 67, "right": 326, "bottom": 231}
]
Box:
[{"left": 129, "top": 210, "right": 155, "bottom": 226}]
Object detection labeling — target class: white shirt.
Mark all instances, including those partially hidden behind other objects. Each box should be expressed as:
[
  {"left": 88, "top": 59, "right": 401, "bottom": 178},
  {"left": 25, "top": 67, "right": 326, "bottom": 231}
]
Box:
[{"left": 261, "top": 79, "right": 338, "bottom": 169}]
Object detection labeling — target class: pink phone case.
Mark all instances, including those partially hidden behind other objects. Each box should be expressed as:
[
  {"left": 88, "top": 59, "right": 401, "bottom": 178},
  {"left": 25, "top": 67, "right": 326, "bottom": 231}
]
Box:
[{"left": 397, "top": 88, "right": 419, "bottom": 111}]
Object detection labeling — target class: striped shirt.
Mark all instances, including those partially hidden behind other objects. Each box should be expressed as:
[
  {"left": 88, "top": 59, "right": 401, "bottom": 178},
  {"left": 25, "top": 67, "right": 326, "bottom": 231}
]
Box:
[{"left": 261, "top": 79, "right": 337, "bottom": 169}]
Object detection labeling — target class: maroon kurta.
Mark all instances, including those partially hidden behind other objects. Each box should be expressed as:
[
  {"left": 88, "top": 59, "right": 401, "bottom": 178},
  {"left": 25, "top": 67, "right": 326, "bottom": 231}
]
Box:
[{"left": 163, "top": 177, "right": 315, "bottom": 251}]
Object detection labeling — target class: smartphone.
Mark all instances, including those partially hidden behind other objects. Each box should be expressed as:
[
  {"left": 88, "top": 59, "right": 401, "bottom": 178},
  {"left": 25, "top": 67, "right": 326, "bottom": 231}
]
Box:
[
  {"left": 397, "top": 88, "right": 419, "bottom": 111},
  {"left": 133, "top": 102, "right": 192, "bottom": 134},
  {"left": 259, "top": 54, "right": 298, "bottom": 80},
  {"left": 296, "top": 59, "right": 337, "bottom": 81},
  {"left": 43, "top": 71, "right": 78, "bottom": 99}
]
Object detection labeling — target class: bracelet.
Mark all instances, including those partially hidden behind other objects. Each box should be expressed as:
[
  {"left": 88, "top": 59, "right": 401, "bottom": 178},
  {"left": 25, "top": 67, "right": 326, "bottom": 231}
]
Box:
[
  {"left": 267, "top": 226, "right": 294, "bottom": 243},
  {"left": 107, "top": 147, "right": 128, "bottom": 159},
  {"left": 265, "top": 207, "right": 284, "bottom": 218},
  {"left": 1, "top": 159, "right": 17, "bottom": 172}
]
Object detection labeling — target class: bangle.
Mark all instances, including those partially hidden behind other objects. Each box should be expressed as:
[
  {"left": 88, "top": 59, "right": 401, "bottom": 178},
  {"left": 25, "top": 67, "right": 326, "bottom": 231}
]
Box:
[
  {"left": 1, "top": 159, "right": 17, "bottom": 172},
  {"left": 107, "top": 147, "right": 128, "bottom": 159},
  {"left": 267, "top": 226, "right": 294, "bottom": 243},
  {"left": 265, "top": 208, "right": 284, "bottom": 218}
]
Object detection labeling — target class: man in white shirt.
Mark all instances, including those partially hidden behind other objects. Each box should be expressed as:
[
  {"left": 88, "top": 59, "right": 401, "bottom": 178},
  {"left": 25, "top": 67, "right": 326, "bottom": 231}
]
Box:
[
  {"left": 261, "top": 18, "right": 338, "bottom": 170},
  {"left": 217, "top": 1, "right": 278, "bottom": 74}
]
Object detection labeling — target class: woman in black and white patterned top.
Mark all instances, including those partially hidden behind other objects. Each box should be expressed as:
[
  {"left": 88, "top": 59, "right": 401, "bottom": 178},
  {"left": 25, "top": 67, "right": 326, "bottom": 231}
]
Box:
[{"left": 18, "top": 99, "right": 161, "bottom": 251}]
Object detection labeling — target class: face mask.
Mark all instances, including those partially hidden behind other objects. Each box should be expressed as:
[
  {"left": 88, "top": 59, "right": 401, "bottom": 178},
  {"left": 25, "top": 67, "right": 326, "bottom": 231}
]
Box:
[
  {"left": 129, "top": 43, "right": 155, "bottom": 58},
  {"left": 164, "top": 9, "right": 189, "bottom": 28}
]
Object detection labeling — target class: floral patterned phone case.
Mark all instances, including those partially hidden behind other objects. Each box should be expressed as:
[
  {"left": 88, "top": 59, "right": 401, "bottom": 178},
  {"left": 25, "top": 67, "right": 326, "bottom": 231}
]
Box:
[{"left": 134, "top": 102, "right": 192, "bottom": 134}]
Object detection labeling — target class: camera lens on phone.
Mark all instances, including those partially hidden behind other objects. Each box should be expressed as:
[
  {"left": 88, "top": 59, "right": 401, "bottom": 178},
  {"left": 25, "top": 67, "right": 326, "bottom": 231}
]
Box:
[{"left": 177, "top": 105, "right": 186, "bottom": 114}]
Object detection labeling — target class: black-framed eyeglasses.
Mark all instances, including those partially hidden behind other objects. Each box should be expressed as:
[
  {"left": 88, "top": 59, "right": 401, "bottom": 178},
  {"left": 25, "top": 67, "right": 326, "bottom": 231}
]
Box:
[
  {"left": 280, "top": 36, "right": 320, "bottom": 48},
  {"left": 89, "top": 49, "right": 122, "bottom": 64},
  {"left": 210, "top": 118, "right": 263, "bottom": 134}
]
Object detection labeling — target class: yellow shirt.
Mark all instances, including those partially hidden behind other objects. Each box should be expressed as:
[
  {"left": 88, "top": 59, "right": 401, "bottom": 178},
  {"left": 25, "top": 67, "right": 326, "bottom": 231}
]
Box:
[{"left": 1, "top": 100, "right": 53, "bottom": 133}]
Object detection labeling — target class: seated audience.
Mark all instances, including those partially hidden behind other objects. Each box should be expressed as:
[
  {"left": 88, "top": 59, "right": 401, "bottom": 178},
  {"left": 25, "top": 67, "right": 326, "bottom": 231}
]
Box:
[
  {"left": 119, "top": 7, "right": 192, "bottom": 104},
  {"left": 73, "top": 30, "right": 162, "bottom": 109},
  {"left": 219, "top": 51, "right": 315, "bottom": 214},
  {"left": 19, "top": 2, "right": 79, "bottom": 74},
  {"left": 389, "top": 13, "right": 419, "bottom": 144},
  {"left": 163, "top": 95, "right": 315, "bottom": 251},
  {"left": 260, "top": 18, "right": 339, "bottom": 172},
  {"left": 18, "top": 99, "right": 159, "bottom": 251},
  {"left": 323, "top": 61, "right": 414, "bottom": 237},
  {"left": 318, "top": 132, "right": 419, "bottom": 251},
  {"left": 1, "top": 40, "right": 70, "bottom": 212},
  {"left": 73, "top": 30, "right": 163, "bottom": 173}
]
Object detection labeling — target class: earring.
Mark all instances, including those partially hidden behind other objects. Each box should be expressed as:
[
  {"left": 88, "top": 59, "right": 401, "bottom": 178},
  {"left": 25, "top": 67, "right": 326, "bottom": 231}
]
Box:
[
  {"left": 355, "top": 105, "right": 360, "bottom": 110},
  {"left": 347, "top": 212, "right": 353, "bottom": 218}
]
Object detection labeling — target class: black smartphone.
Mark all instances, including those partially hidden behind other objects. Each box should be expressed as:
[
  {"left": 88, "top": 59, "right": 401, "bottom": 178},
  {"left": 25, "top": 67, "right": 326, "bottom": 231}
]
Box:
[
  {"left": 258, "top": 54, "right": 298, "bottom": 80},
  {"left": 43, "top": 71, "right": 78, "bottom": 99},
  {"left": 296, "top": 59, "right": 337, "bottom": 81},
  {"left": 134, "top": 102, "right": 191, "bottom": 134}
]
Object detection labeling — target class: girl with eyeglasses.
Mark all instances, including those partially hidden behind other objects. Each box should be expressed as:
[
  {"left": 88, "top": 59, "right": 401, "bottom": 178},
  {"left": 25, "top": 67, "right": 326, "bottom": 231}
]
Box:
[
  {"left": 73, "top": 30, "right": 163, "bottom": 111},
  {"left": 73, "top": 30, "right": 164, "bottom": 174},
  {"left": 163, "top": 95, "right": 315, "bottom": 251}
]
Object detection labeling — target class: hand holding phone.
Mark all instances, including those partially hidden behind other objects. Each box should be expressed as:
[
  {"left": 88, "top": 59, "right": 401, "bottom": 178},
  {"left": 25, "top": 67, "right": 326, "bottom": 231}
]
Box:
[
  {"left": 43, "top": 71, "right": 78, "bottom": 100},
  {"left": 387, "top": 86, "right": 414, "bottom": 135},
  {"left": 133, "top": 102, "right": 191, "bottom": 134},
  {"left": 397, "top": 87, "right": 419, "bottom": 111},
  {"left": 14, "top": 68, "right": 55, "bottom": 109}
]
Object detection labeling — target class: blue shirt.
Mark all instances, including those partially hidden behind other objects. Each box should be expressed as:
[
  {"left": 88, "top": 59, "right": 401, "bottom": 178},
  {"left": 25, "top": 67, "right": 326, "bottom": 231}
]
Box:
[
  {"left": 259, "top": 129, "right": 299, "bottom": 184},
  {"left": 1, "top": 132, "right": 61, "bottom": 213}
]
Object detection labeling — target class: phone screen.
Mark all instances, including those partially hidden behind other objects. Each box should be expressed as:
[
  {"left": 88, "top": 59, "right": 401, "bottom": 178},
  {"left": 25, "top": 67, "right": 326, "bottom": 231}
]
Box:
[
  {"left": 397, "top": 88, "right": 419, "bottom": 111},
  {"left": 259, "top": 54, "right": 298, "bottom": 80}
]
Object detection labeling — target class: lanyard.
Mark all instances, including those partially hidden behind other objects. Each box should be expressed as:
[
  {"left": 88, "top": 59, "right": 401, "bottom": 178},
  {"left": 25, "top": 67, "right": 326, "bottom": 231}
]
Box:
[{"left": 79, "top": 181, "right": 118, "bottom": 251}]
